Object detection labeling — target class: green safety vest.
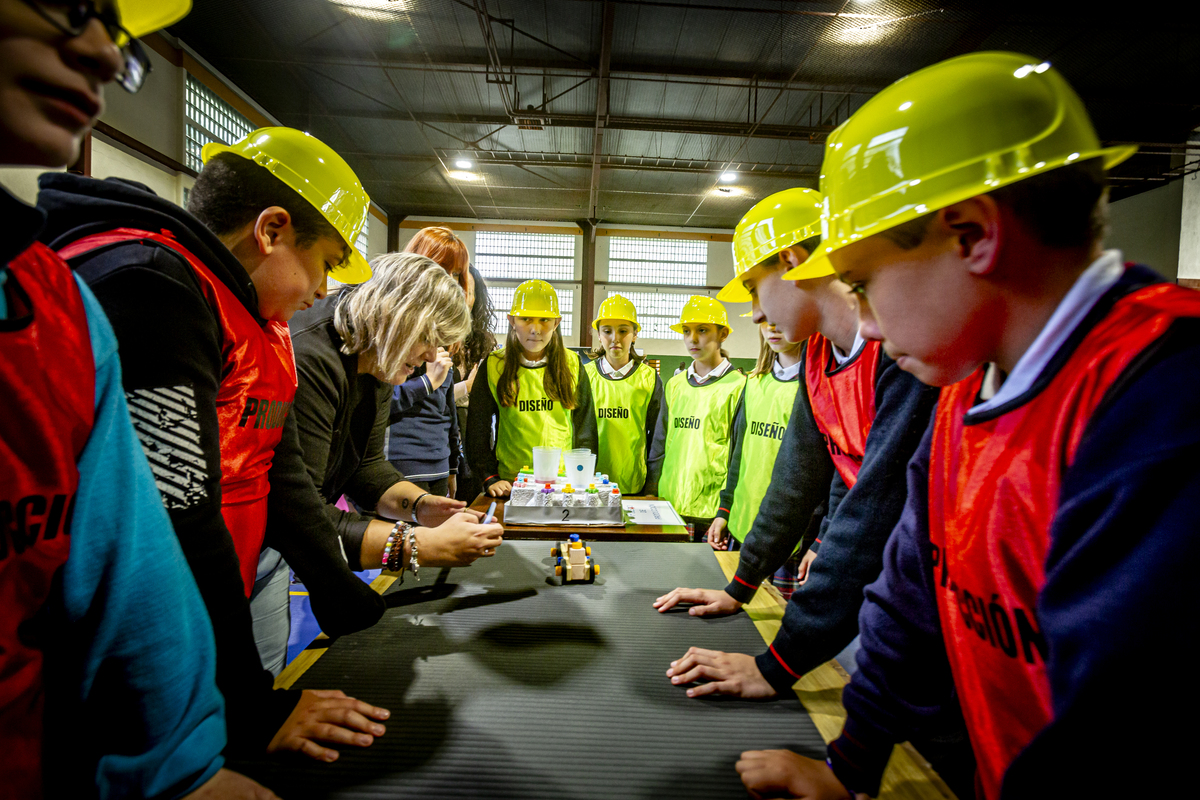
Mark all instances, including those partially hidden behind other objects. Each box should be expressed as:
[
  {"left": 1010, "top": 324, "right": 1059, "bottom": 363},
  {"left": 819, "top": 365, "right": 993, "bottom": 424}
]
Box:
[
  {"left": 728, "top": 371, "right": 800, "bottom": 541},
  {"left": 584, "top": 359, "right": 657, "bottom": 493},
  {"left": 659, "top": 368, "right": 745, "bottom": 518},
  {"left": 486, "top": 348, "right": 581, "bottom": 482}
]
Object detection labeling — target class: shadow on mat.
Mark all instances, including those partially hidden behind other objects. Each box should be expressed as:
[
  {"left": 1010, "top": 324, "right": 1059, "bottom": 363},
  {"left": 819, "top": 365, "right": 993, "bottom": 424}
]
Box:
[{"left": 465, "top": 621, "right": 607, "bottom": 686}]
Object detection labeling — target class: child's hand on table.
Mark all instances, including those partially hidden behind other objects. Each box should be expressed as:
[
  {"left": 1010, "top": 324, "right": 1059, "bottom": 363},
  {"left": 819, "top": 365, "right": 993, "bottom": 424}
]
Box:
[
  {"left": 652, "top": 587, "right": 742, "bottom": 616},
  {"left": 737, "top": 750, "right": 863, "bottom": 799},
  {"left": 267, "top": 689, "right": 390, "bottom": 763},
  {"left": 666, "top": 647, "right": 776, "bottom": 699}
]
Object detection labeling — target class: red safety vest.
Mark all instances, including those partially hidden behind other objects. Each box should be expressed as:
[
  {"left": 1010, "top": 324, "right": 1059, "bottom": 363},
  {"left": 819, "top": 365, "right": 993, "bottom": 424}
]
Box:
[
  {"left": 58, "top": 229, "right": 296, "bottom": 595},
  {"left": 927, "top": 280, "right": 1200, "bottom": 799},
  {"left": 0, "top": 243, "right": 96, "bottom": 799},
  {"left": 804, "top": 335, "right": 880, "bottom": 489}
]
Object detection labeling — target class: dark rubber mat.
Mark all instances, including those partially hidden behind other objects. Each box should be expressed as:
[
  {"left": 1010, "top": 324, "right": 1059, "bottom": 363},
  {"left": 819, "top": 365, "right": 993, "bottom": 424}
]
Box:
[{"left": 229, "top": 541, "right": 828, "bottom": 799}]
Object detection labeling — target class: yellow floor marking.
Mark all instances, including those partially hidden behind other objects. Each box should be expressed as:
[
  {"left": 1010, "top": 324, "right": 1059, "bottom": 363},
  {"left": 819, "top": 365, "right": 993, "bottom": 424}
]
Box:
[
  {"left": 273, "top": 572, "right": 400, "bottom": 690},
  {"left": 713, "top": 552, "right": 957, "bottom": 800}
]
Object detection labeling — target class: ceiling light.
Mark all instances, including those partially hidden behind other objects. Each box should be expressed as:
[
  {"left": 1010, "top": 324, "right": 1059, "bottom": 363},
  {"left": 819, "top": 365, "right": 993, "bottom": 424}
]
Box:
[
  {"left": 719, "top": 171, "right": 737, "bottom": 182},
  {"left": 329, "top": 0, "right": 408, "bottom": 21},
  {"left": 448, "top": 170, "right": 480, "bottom": 181},
  {"left": 454, "top": 159, "right": 474, "bottom": 170}
]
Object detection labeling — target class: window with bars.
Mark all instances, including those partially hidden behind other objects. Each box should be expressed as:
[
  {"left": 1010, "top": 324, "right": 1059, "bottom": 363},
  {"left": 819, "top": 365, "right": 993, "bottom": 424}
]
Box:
[
  {"left": 184, "top": 73, "right": 254, "bottom": 172},
  {"left": 475, "top": 231, "right": 576, "bottom": 282},
  {"left": 490, "top": 285, "right": 575, "bottom": 339},
  {"left": 608, "top": 237, "right": 708, "bottom": 286},
  {"left": 605, "top": 290, "right": 691, "bottom": 339},
  {"left": 355, "top": 216, "right": 371, "bottom": 259}
]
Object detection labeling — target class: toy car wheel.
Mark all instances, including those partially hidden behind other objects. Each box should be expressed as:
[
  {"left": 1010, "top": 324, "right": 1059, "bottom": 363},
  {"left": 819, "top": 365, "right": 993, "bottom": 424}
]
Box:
[
  {"left": 585, "top": 546, "right": 591, "bottom": 556},
  {"left": 550, "top": 547, "right": 560, "bottom": 557},
  {"left": 586, "top": 562, "right": 596, "bottom": 583},
  {"left": 555, "top": 565, "right": 562, "bottom": 576}
]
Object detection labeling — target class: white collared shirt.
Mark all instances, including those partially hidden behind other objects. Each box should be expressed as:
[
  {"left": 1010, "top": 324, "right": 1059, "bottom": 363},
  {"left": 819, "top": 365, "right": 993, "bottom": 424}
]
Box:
[
  {"left": 688, "top": 358, "right": 732, "bottom": 385},
  {"left": 831, "top": 331, "right": 866, "bottom": 367},
  {"left": 519, "top": 354, "right": 548, "bottom": 368},
  {"left": 772, "top": 357, "right": 802, "bottom": 381},
  {"left": 598, "top": 356, "right": 636, "bottom": 378},
  {"left": 969, "top": 249, "right": 1125, "bottom": 415}
]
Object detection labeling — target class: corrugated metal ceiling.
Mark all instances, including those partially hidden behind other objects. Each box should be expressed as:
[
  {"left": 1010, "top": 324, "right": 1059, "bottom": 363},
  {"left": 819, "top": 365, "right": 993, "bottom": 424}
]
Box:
[{"left": 170, "top": 0, "right": 1200, "bottom": 227}]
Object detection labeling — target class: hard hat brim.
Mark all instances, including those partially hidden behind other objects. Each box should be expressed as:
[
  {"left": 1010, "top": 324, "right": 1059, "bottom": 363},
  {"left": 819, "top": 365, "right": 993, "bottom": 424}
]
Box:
[
  {"left": 716, "top": 276, "right": 751, "bottom": 303},
  {"left": 508, "top": 310, "right": 561, "bottom": 320},
  {"left": 782, "top": 253, "right": 835, "bottom": 282},
  {"left": 668, "top": 322, "right": 730, "bottom": 334},
  {"left": 120, "top": 0, "right": 192, "bottom": 38},
  {"left": 591, "top": 317, "right": 640, "bottom": 331},
  {"left": 331, "top": 249, "right": 373, "bottom": 284}
]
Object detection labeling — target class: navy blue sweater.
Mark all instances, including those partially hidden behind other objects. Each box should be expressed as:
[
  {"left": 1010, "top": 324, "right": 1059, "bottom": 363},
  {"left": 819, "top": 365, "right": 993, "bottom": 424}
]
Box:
[
  {"left": 721, "top": 346, "right": 939, "bottom": 692},
  {"left": 387, "top": 364, "right": 460, "bottom": 480},
  {"left": 830, "top": 269, "right": 1200, "bottom": 797}
]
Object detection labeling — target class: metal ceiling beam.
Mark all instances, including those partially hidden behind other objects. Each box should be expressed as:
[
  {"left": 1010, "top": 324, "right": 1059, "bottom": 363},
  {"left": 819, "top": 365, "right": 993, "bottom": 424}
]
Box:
[
  {"left": 225, "top": 53, "right": 881, "bottom": 94},
  {"left": 309, "top": 109, "right": 833, "bottom": 142},
  {"left": 340, "top": 149, "right": 819, "bottom": 177},
  {"left": 588, "top": 1, "right": 616, "bottom": 222}
]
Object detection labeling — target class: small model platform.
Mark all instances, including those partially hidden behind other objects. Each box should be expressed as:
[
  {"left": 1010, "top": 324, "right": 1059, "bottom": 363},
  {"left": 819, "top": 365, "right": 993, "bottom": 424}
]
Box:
[{"left": 551, "top": 534, "right": 598, "bottom": 584}]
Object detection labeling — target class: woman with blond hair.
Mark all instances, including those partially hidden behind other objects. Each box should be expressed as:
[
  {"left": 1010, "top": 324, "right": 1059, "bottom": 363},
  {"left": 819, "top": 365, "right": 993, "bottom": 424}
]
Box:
[{"left": 286, "top": 251, "right": 504, "bottom": 581}]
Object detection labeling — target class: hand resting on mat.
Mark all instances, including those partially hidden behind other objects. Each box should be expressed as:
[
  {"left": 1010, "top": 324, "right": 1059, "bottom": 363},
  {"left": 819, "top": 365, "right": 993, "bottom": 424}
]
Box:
[
  {"left": 666, "top": 647, "right": 776, "bottom": 699},
  {"left": 736, "top": 750, "right": 866, "bottom": 800},
  {"left": 267, "top": 689, "right": 391, "bottom": 763},
  {"left": 652, "top": 587, "right": 742, "bottom": 616}
]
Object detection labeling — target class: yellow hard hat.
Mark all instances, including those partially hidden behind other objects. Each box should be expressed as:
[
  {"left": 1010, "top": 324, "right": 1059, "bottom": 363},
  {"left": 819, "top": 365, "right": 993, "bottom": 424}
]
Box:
[
  {"left": 788, "top": 51, "right": 1137, "bottom": 282},
  {"left": 202, "top": 127, "right": 373, "bottom": 283},
  {"left": 669, "top": 295, "right": 729, "bottom": 334},
  {"left": 592, "top": 294, "right": 640, "bottom": 331},
  {"left": 118, "top": 0, "right": 192, "bottom": 38},
  {"left": 720, "top": 188, "right": 824, "bottom": 301},
  {"left": 509, "top": 279, "right": 560, "bottom": 318}
]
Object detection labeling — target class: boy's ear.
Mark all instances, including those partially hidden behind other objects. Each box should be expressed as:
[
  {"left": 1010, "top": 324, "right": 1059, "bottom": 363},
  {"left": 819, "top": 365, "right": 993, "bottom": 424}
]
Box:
[
  {"left": 253, "top": 206, "right": 293, "bottom": 256},
  {"left": 938, "top": 196, "right": 1002, "bottom": 276}
]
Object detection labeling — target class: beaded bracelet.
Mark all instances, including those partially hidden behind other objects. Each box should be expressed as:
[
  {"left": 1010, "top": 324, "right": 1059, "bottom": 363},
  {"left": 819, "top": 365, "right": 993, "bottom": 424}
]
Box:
[
  {"left": 382, "top": 521, "right": 414, "bottom": 578},
  {"left": 411, "top": 492, "right": 431, "bottom": 524},
  {"left": 409, "top": 526, "right": 420, "bottom": 581}
]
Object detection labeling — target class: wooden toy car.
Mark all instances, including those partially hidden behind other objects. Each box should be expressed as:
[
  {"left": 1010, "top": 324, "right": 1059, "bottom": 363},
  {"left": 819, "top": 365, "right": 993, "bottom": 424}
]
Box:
[{"left": 550, "top": 534, "right": 597, "bottom": 584}]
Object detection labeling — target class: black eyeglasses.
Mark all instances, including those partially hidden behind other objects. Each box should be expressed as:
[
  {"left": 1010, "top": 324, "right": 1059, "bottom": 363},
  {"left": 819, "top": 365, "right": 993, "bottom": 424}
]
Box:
[{"left": 20, "top": 0, "right": 153, "bottom": 93}]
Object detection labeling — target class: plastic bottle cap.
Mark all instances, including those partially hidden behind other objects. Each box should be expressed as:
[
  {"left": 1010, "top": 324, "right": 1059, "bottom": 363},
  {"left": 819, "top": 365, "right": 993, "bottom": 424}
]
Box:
[{"left": 564, "top": 484, "right": 574, "bottom": 493}]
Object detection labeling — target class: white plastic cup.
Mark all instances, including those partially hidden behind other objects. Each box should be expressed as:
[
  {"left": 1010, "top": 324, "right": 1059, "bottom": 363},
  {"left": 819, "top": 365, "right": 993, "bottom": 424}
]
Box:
[
  {"left": 563, "top": 449, "right": 594, "bottom": 480},
  {"left": 532, "top": 446, "right": 561, "bottom": 482}
]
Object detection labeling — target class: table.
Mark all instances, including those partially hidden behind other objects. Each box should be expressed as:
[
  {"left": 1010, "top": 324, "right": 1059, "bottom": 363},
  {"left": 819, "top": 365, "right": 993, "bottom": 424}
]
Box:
[
  {"left": 468, "top": 493, "right": 690, "bottom": 542},
  {"left": 241, "top": 543, "right": 952, "bottom": 799}
]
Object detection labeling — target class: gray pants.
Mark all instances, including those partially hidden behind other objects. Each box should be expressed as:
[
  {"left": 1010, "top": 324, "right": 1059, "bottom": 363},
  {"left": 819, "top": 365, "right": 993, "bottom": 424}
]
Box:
[{"left": 248, "top": 547, "right": 291, "bottom": 677}]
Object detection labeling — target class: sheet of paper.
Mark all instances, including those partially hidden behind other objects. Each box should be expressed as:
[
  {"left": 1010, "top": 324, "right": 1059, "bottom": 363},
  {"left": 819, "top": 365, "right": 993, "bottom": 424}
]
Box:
[{"left": 621, "top": 499, "right": 685, "bottom": 527}]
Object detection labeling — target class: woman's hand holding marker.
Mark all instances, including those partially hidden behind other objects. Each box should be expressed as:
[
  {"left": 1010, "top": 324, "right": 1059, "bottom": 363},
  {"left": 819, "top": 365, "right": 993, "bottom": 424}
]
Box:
[
  {"left": 416, "top": 512, "right": 503, "bottom": 567},
  {"left": 652, "top": 587, "right": 742, "bottom": 616}
]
